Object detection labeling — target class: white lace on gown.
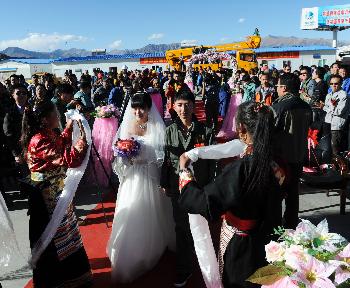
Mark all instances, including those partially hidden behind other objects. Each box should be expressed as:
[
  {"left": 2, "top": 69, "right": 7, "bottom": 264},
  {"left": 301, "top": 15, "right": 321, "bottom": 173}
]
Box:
[{"left": 107, "top": 133, "right": 175, "bottom": 283}]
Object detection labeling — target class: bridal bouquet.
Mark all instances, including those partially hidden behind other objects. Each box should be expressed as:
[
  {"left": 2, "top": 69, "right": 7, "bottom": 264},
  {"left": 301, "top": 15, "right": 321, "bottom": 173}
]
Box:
[
  {"left": 247, "top": 219, "right": 350, "bottom": 288},
  {"left": 113, "top": 138, "right": 141, "bottom": 163},
  {"left": 92, "top": 104, "right": 120, "bottom": 118}
]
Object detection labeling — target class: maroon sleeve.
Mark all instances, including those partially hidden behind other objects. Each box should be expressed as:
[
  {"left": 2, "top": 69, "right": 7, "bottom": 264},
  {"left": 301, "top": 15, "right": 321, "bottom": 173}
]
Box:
[
  {"left": 28, "top": 133, "right": 88, "bottom": 170},
  {"left": 63, "top": 138, "right": 88, "bottom": 168}
]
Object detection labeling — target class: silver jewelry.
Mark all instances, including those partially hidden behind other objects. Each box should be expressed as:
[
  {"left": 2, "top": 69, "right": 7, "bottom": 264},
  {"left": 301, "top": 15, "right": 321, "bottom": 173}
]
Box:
[{"left": 138, "top": 123, "right": 147, "bottom": 130}]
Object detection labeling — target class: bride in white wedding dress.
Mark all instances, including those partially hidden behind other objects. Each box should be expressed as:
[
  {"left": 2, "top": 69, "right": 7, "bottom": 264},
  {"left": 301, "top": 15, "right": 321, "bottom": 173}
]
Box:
[{"left": 107, "top": 92, "right": 175, "bottom": 283}]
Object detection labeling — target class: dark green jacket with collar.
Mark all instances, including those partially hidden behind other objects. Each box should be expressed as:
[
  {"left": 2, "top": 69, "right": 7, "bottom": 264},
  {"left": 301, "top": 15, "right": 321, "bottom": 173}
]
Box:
[{"left": 160, "top": 120, "right": 216, "bottom": 197}]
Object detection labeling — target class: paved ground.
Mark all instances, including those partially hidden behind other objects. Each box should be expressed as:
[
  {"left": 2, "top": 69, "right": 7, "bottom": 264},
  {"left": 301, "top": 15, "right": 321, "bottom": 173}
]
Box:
[
  {"left": 1, "top": 173, "right": 350, "bottom": 288},
  {"left": 0, "top": 171, "right": 113, "bottom": 288}
]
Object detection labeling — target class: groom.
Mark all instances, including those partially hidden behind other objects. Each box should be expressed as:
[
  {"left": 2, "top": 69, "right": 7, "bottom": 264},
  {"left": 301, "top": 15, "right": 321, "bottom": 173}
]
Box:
[{"left": 160, "top": 89, "right": 216, "bottom": 287}]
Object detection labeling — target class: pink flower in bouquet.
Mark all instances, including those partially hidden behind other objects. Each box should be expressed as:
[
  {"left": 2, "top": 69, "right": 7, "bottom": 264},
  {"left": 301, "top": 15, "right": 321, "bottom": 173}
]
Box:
[
  {"left": 294, "top": 254, "right": 337, "bottom": 288},
  {"left": 334, "top": 243, "right": 350, "bottom": 285},
  {"left": 265, "top": 241, "right": 285, "bottom": 263},
  {"left": 293, "top": 220, "right": 317, "bottom": 243},
  {"left": 262, "top": 276, "right": 299, "bottom": 288},
  {"left": 284, "top": 244, "right": 308, "bottom": 270},
  {"left": 93, "top": 104, "right": 120, "bottom": 118},
  {"left": 113, "top": 138, "right": 141, "bottom": 160}
]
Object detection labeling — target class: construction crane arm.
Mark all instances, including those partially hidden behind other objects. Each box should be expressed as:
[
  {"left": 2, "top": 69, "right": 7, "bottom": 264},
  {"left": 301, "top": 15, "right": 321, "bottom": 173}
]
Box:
[{"left": 165, "top": 32, "right": 261, "bottom": 70}]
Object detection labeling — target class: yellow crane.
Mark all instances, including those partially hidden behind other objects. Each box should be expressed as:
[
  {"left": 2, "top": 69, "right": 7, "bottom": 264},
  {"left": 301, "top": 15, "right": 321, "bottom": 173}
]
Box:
[{"left": 165, "top": 31, "right": 262, "bottom": 71}]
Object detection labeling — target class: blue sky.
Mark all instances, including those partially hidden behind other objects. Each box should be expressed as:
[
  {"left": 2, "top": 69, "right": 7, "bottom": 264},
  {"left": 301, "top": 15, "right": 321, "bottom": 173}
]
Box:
[{"left": 1, "top": 0, "right": 350, "bottom": 51}]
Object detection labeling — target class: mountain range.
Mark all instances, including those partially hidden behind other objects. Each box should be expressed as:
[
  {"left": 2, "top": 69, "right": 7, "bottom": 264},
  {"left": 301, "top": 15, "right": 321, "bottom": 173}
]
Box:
[{"left": 0, "top": 35, "right": 348, "bottom": 59}]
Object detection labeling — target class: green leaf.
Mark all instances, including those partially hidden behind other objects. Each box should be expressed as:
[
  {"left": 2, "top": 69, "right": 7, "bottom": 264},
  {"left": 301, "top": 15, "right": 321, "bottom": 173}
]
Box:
[
  {"left": 308, "top": 248, "right": 317, "bottom": 256},
  {"left": 247, "top": 265, "right": 286, "bottom": 285},
  {"left": 336, "top": 279, "right": 350, "bottom": 288},
  {"left": 312, "top": 238, "right": 323, "bottom": 248}
]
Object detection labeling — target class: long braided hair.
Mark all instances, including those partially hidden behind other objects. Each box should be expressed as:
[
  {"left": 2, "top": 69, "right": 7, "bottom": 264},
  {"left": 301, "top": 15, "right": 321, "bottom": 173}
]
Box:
[{"left": 236, "top": 101, "right": 275, "bottom": 194}]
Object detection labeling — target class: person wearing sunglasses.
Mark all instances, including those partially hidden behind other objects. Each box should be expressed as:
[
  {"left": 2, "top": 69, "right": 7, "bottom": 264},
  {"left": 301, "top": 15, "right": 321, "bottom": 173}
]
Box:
[
  {"left": 299, "top": 66, "right": 315, "bottom": 104},
  {"left": 323, "top": 74, "right": 349, "bottom": 155}
]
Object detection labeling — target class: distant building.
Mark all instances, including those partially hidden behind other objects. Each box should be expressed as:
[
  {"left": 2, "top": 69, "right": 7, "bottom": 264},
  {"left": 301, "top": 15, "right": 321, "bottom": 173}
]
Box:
[
  {"left": 91, "top": 49, "right": 107, "bottom": 56},
  {"left": 337, "top": 45, "right": 350, "bottom": 65},
  {"left": 254, "top": 45, "right": 336, "bottom": 70},
  {"left": 51, "top": 53, "right": 168, "bottom": 79},
  {"left": 0, "top": 58, "right": 53, "bottom": 80}
]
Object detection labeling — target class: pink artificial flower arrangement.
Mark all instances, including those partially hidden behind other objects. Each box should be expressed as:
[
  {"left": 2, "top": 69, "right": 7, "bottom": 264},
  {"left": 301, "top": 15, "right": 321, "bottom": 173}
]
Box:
[
  {"left": 247, "top": 219, "right": 350, "bottom": 288},
  {"left": 92, "top": 104, "right": 120, "bottom": 118}
]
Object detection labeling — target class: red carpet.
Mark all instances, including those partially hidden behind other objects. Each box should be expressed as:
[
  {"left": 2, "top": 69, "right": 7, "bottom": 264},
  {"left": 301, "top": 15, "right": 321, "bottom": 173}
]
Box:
[{"left": 24, "top": 192, "right": 210, "bottom": 288}]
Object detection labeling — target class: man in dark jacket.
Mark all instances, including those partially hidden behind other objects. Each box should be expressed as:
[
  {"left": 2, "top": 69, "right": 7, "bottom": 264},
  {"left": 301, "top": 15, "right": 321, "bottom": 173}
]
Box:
[
  {"left": 202, "top": 70, "right": 220, "bottom": 131},
  {"left": 51, "top": 83, "right": 76, "bottom": 129},
  {"left": 108, "top": 81, "right": 125, "bottom": 109},
  {"left": 3, "top": 84, "right": 28, "bottom": 164},
  {"left": 272, "top": 73, "right": 312, "bottom": 229}
]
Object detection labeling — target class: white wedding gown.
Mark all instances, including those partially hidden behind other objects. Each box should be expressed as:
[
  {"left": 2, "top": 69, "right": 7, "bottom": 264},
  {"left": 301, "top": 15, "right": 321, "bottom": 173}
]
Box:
[{"left": 107, "top": 135, "right": 175, "bottom": 283}]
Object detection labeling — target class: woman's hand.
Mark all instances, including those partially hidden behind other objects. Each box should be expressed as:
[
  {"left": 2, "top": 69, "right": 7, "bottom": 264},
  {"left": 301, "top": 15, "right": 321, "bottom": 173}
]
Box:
[
  {"left": 179, "top": 153, "right": 191, "bottom": 170},
  {"left": 77, "top": 120, "right": 86, "bottom": 142},
  {"left": 14, "top": 156, "right": 24, "bottom": 164},
  {"left": 313, "top": 101, "right": 324, "bottom": 109},
  {"left": 66, "top": 119, "right": 74, "bottom": 131}
]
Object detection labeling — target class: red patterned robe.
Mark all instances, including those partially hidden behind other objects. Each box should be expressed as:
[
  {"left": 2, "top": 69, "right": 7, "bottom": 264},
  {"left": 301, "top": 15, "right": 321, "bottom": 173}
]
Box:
[{"left": 26, "top": 127, "right": 92, "bottom": 288}]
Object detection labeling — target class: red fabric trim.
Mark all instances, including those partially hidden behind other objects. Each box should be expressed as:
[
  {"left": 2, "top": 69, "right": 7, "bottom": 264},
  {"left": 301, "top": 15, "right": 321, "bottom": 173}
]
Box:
[
  {"left": 179, "top": 179, "right": 193, "bottom": 191},
  {"left": 223, "top": 211, "right": 257, "bottom": 231}
]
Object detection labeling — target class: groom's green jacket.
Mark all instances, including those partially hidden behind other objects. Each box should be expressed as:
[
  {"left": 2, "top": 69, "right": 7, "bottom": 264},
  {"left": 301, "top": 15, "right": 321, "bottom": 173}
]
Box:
[{"left": 160, "top": 120, "right": 216, "bottom": 197}]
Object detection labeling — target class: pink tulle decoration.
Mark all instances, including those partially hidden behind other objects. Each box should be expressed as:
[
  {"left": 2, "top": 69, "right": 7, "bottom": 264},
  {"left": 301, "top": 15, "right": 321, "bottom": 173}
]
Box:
[
  {"left": 91, "top": 117, "right": 119, "bottom": 187},
  {"left": 217, "top": 93, "right": 242, "bottom": 140},
  {"left": 151, "top": 92, "right": 164, "bottom": 117},
  {"left": 185, "top": 81, "right": 194, "bottom": 92}
]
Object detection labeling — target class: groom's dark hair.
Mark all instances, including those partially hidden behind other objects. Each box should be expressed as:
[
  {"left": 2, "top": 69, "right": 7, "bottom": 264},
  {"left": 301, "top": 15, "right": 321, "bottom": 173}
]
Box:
[
  {"left": 131, "top": 92, "right": 152, "bottom": 109},
  {"left": 174, "top": 89, "right": 195, "bottom": 104}
]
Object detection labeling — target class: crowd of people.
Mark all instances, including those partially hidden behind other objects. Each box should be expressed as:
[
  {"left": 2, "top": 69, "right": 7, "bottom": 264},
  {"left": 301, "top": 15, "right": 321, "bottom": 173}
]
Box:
[{"left": 0, "top": 59, "right": 349, "bottom": 288}]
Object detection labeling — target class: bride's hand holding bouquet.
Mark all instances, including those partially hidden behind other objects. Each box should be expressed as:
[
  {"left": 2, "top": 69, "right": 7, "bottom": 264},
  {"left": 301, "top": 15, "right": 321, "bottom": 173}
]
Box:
[{"left": 113, "top": 138, "right": 141, "bottom": 165}]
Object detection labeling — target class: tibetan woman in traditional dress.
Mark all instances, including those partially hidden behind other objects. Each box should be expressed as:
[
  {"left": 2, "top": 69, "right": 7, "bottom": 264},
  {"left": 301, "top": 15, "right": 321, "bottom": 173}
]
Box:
[
  {"left": 21, "top": 101, "right": 92, "bottom": 287},
  {"left": 178, "top": 102, "right": 286, "bottom": 288}
]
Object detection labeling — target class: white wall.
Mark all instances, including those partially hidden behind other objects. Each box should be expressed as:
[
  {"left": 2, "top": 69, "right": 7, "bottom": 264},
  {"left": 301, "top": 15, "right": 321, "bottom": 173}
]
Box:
[
  {"left": 0, "top": 61, "right": 53, "bottom": 79},
  {"left": 299, "top": 50, "right": 336, "bottom": 68},
  {"left": 0, "top": 61, "right": 31, "bottom": 78},
  {"left": 257, "top": 50, "right": 336, "bottom": 71},
  {"left": 52, "top": 58, "right": 168, "bottom": 78},
  {"left": 29, "top": 64, "right": 52, "bottom": 76}
]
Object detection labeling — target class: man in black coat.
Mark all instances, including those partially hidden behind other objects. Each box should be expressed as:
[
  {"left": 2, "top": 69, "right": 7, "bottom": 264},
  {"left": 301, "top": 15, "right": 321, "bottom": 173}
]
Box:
[
  {"left": 3, "top": 84, "right": 28, "bottom": 164},
  {"left": 272, "top": 73, "right": 312, "bottom": 229}
]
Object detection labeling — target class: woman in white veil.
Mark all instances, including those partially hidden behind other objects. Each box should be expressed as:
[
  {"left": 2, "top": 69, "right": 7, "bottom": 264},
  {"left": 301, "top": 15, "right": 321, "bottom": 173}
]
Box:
[{"left": 107, "top": 92, "right": 174, "bottom": 283}]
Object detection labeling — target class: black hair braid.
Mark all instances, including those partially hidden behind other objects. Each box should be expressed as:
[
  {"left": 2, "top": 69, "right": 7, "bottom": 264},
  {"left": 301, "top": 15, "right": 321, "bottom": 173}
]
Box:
[
  {"left": 249, "top": 105, "right": 274, "bottom": 192},
  {"left": 236, "top": 102, "right": 274, "bottom": 194}
]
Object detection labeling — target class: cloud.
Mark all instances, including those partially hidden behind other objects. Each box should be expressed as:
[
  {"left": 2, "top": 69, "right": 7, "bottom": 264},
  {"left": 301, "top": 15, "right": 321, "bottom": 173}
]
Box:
[
  {"left": 109, "top": 40, "right": 122, "bottom": 49},
  {"left": 148, "top": 33, "right": 164, "bottom": 40},
  {"left": 181, "top": 39, "right": 198, "bottom": 46},
  {"left": 238, "top": 18, "right": 245, "bottom": 23},
  {"left": 0, "top": 33, "right": 88, "bottom": 51},
  {"left": 220, "top": 37, "right": 229, "bottom": 43}
]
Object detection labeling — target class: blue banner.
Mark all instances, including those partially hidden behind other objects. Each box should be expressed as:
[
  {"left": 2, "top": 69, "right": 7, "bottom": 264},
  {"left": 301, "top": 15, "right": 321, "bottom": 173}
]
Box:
[{"left": 318, "top": 4, "right": 350, "bottom": 27}]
